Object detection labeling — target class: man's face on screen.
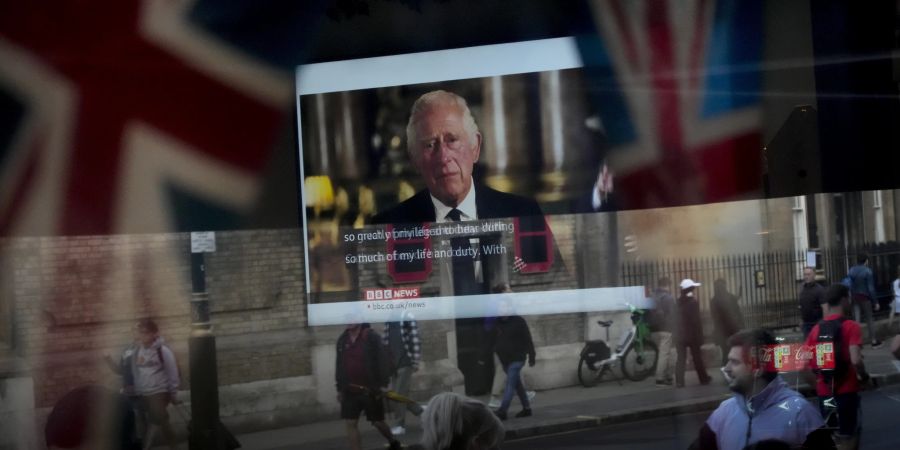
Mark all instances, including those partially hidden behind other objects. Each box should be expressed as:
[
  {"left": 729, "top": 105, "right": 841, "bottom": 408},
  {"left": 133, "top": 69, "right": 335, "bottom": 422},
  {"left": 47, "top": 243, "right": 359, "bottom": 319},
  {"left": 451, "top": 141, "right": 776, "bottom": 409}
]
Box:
[{"left": 409, "top": 103, "right": 481, "bottom": 207}]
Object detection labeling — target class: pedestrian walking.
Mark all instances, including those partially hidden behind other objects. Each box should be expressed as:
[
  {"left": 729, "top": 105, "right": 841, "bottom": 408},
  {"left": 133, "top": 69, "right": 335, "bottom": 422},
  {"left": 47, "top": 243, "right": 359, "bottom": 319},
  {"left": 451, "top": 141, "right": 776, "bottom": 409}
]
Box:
[
  {"left": 675, "top": 279, "right": 712, "bottom": 387},
  {"left": 383, "top": 310, "right": 424, "bottom": 436},
  {"left": 486, "top": 284, "right": 535, "bottom": 409},
  {"left": 847, "top": 254, "right": 882, "bottom": 347},
  {"left": 798, "top": 266, "right": 825, "bottom": 338},
  {"left": 805, "top": 284, "right": 872, "bottom": 450},
  {"left": 104, "top": 327, "right": 144, "bottom": 445},
  {"left": 336, "top": 318, "right": 402, "bottom": 450},
  {"left": 131, "top": 319, "right": 180, "bottom": 450},
  {"left": 648, "top": 277, "right": 676, "bottom": 385},
  {"left": 710, "top": 278, "right": 743, "bottom": 364},
  {"left": 486, "top": 285, "right": 535, "bottom": 420},
  {"left": 690, "top": 329, "right": 831, "bottom": 450}
]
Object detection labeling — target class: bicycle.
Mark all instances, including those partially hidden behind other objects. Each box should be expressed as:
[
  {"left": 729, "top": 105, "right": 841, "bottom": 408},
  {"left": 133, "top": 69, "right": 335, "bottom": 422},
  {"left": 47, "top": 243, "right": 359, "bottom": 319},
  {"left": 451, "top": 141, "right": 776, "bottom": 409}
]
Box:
[{"left": 578, "top": 303, "right": 659, "bottom": 386}]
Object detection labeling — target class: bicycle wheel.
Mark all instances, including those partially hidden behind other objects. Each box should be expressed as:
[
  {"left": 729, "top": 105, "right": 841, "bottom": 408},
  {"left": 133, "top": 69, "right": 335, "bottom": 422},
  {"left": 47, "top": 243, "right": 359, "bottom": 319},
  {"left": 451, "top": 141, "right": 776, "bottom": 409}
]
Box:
[
  {"left": 578, "top": 354, "right": 605, "bottom": 387},
  {"left": 621, "top": 340, "right": 659, "bottom": 381}
]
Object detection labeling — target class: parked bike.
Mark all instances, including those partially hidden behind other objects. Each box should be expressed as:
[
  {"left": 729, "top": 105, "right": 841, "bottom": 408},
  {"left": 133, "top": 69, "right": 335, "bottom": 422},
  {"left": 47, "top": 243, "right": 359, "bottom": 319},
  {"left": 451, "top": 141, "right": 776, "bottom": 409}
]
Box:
[{"left": 578, "top": 303, "right": 659, "bottom": 386}]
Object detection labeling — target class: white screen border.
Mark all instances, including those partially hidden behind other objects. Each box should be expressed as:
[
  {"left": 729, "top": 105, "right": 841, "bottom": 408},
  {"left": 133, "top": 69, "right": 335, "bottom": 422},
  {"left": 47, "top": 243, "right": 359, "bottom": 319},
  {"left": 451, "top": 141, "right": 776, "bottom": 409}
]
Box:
[{"left": 295, "top": 37, "right": 584, "bottom": 295}]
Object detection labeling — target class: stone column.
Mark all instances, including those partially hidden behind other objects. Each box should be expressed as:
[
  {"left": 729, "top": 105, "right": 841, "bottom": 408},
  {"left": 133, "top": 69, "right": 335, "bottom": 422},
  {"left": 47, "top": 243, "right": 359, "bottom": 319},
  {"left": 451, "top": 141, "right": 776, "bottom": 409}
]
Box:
[
  {"left": 333, "top": 91, "right": 369, "bottom": 181},
  {"left": 480, "top": 75, "right": 536, "bottom": 195},
  {"left": 537, "top": 70, "right": 597, "bottom": 202},
  {"left": 303, "top": 93, "right": 333, "bottom": 177}
]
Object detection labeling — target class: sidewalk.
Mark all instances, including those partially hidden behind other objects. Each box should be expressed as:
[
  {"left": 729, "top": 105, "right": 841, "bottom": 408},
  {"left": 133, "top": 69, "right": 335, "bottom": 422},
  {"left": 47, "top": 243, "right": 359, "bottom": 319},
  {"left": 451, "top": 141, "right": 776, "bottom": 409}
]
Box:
[{"left": 235, "top": 342, "right": 900, "bottom": 450}]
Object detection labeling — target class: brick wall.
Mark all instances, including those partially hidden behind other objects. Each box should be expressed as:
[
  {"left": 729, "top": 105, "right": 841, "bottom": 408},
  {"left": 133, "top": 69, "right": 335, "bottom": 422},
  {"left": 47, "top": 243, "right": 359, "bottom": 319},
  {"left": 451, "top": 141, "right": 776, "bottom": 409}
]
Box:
[
  {"left": 1, "top": 214, "right": 598, "bottom": 433},
  {"left": 2, "top": 229, "right": 309, "bottom": 409}
]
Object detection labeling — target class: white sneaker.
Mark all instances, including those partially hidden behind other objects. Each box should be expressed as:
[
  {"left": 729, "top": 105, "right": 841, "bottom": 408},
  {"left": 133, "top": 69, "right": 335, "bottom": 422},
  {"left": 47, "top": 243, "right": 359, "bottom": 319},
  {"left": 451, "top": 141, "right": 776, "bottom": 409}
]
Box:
[
  {"left": 488, "top": 397, "right": 501, "bottom": 408},
  {"left": 527, "top": 391, "right": 536, "bottom": 402},
  {"left": 390, "top": 426, "right": 406, "bottom": 436}
]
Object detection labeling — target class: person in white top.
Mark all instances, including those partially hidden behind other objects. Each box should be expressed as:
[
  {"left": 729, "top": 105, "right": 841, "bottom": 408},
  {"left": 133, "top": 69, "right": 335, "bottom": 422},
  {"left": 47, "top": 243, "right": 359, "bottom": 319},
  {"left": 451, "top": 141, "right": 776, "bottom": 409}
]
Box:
[{"left": 132, "top": 319, "right": 180, "bottom": 450}]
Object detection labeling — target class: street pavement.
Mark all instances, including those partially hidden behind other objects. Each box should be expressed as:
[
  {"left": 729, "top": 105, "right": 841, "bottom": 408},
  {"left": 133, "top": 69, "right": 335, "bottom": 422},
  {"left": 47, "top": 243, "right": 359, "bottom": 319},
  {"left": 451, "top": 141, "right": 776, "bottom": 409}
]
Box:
[
  {"left": 505, "top": 383, "right": 900, "bottom": 449},
  {"left": 233, "top": 334, "right": 900, "bottom": 450}
]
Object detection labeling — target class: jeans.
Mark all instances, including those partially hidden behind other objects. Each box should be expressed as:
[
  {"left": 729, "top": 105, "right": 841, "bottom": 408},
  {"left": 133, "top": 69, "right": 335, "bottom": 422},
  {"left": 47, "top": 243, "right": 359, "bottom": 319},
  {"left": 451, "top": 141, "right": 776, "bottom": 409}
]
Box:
[
  {"left": 852, "top": 297, "right": 877, "bottom": 343},
  {"left": 498, "top": 361, "right": 530, "bottom": 414},
  {"left": 491, "top": 353, "right": 528, "bottom": 397}
]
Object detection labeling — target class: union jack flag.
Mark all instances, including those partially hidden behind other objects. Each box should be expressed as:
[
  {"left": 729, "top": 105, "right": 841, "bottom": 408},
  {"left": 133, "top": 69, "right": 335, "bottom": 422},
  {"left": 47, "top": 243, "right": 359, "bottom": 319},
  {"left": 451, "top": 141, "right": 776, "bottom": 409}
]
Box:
[
  {"left": 512, "top": 255, "right": 527, "bottom": 273},
  {"left": 586, "top": 0, "right": 763, "bottom": 210},
  {"left": 0, "top": 0, "right": 320, "bottom": 237},
  {"left": 0, "top": 0, "right": 319, "bottom": 408}
]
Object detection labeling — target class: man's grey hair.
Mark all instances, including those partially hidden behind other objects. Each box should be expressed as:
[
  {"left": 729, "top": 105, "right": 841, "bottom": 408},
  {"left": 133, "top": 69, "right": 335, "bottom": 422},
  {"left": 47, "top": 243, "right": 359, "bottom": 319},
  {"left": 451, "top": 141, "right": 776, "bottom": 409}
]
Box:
[
  {"left": 406, "top": 90, "right": 480, "bottom": 153},
  {"left": 419, "top": 392, "right": 504, "bottom": 450}
]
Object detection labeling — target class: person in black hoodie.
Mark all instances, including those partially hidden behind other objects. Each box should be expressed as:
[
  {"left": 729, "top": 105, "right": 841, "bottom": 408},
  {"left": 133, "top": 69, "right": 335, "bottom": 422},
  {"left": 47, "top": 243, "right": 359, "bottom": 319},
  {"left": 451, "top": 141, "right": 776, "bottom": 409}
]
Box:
[
  {"left": 675, "top": 279, "right": 712, "bottom": 387},
  {"left": 710, "top": 278, "right": 744, "bottom": 365},
  {"left": 485, "top": 284, "right": 536, "bottom": 420}
]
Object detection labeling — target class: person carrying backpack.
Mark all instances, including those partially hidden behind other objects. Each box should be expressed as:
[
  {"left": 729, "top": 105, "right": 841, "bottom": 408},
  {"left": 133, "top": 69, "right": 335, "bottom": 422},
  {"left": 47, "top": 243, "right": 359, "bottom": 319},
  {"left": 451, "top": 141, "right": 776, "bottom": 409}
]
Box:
[
  {"left": 336, "top": 318, "right": 402, "bottom": 450},
  {"left": 132, "top": 319, "right": 180, "bottom": 450},
  {"left": 804, "top": 284, "right": 871, "bottom": 450}
]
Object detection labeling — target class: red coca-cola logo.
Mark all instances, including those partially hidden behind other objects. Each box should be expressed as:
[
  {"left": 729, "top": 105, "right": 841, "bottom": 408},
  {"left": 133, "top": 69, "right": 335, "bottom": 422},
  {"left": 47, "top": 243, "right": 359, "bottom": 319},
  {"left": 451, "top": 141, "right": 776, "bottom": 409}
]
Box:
[
  {"left": 794, "top": 345, "right": 814, "bottom": 362},
  {"left": 760, "top": 346, "right": 774, "bottom": 362},
  {"left": 753, "top": 344, "right": 815, "bottom": 372}
]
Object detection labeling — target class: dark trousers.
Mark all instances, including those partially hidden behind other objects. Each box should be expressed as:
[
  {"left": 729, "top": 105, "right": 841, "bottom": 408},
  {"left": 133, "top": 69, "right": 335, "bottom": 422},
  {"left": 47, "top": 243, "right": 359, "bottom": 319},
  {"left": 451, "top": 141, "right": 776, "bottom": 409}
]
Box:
[{"left": 675, "top": 341, "right": 710, "bottom": 386}]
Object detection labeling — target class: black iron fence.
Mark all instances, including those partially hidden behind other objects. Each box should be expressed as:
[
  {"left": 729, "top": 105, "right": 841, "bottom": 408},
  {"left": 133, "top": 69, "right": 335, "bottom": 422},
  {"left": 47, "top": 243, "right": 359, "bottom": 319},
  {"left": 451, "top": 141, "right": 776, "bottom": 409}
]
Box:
[
  {"left": 623, "top": 243, "right": 900, "bottom": 330},
  {"left": 622, "top": 251, "right": 807, "bottom": 330}
]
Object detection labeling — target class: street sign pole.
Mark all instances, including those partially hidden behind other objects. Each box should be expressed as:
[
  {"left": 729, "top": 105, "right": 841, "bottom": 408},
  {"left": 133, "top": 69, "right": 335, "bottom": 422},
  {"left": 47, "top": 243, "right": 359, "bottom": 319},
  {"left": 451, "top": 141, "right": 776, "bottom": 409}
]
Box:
[{"left": 189, "top": 232, "right": 221, "bottom": 450}]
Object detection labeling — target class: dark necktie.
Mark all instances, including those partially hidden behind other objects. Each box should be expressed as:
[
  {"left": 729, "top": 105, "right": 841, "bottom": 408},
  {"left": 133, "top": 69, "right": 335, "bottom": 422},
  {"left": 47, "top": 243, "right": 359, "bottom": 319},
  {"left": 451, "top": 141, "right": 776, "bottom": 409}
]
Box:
[{"left": 446, "top": 209, "right": 480, "bottom": 295}]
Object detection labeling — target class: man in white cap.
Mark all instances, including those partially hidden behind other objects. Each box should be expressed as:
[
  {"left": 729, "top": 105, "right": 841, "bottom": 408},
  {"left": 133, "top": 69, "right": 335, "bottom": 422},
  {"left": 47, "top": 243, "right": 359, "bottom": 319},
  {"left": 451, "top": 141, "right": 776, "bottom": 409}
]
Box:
[{"left": 676, "top": 279, "right": 712, "bottom": 387}]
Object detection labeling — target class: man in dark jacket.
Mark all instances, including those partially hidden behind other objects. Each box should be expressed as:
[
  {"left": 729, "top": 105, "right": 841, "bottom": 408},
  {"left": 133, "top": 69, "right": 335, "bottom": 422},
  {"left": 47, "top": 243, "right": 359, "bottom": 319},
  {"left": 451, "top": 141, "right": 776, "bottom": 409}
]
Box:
[
  {"left": 676, "top": 279, "right": 712, "bottom": 387},
  {"left": 649, "top": 277, "right": 676, "bottom": 385},
  {"left": 335, "top": 320, "right": 401, "bottom": 450},
  {"left": 798, "top": 266, "right": 825, "bottom": 338},
  {"left": 848, "top": 254, "right": 882, "bottom": 347},
  {"left": 710, "top": 279, "right": 743, "bottom": 365},
  {"left": 486, "top": 288, "right": 536, "bottom": 420}
]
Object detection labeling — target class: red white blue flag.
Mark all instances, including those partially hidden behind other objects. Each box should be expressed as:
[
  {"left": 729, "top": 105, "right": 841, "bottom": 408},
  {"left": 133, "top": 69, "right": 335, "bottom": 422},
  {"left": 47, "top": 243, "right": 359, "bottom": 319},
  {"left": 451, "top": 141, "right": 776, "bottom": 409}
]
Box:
[{"left": 585, "top": 0, "right": 763, "bottom": 209}]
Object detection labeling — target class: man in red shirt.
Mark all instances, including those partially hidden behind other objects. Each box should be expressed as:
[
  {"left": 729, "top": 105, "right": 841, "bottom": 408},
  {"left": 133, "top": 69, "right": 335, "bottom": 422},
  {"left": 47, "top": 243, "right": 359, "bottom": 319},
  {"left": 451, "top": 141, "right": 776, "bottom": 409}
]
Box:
[{"left": 805, "top": 284, "right": 871, "bottom": 450}]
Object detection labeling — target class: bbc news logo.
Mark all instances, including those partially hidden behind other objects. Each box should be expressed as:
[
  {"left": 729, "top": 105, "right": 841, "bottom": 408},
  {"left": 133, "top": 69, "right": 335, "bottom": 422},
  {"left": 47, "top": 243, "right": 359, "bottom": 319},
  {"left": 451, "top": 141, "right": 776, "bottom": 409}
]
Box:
[{"left": 363, "top": 287, "right": 420, "bottom": 300}]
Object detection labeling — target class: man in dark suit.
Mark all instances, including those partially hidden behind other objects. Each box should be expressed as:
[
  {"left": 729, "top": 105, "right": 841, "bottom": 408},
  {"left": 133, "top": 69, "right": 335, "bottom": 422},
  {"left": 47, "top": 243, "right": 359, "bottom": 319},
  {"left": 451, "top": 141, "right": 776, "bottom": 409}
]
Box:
[
  {"left": 372, "top": 90, "right": 547, "bottom": 395},
  {"left": 372, "top": 90, "right": 544, "bottom": 225}
]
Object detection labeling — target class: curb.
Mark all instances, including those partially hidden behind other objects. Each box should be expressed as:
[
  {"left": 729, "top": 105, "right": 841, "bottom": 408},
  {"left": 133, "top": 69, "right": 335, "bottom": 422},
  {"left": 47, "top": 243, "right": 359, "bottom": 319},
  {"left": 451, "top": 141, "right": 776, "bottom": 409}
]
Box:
[
  {"left": 502, "top": 373, "right": 900, "bottom": 443},
  {"left": 872, "top": 370, "right": 900, "bottom": 387},
  {"left": 504, "top": 394, "right": 728, "bottom": 441}
]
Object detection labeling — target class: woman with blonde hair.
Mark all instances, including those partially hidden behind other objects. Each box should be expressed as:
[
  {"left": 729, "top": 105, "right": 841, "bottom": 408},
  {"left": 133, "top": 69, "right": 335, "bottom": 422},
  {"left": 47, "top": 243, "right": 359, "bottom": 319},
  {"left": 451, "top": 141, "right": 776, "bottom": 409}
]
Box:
[{"left": 418, "top": 392, "right": 504, "bottom": 450}]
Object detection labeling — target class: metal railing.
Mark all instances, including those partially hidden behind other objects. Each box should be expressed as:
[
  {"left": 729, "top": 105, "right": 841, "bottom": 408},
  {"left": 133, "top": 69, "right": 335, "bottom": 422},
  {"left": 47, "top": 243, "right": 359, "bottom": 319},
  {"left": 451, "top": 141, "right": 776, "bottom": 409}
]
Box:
[
  {"left": 623, "top": 243, "right": 900, "bottom": 331},
  {"left": 622, "top": 251, "right": 807, "bottom": 330}
]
